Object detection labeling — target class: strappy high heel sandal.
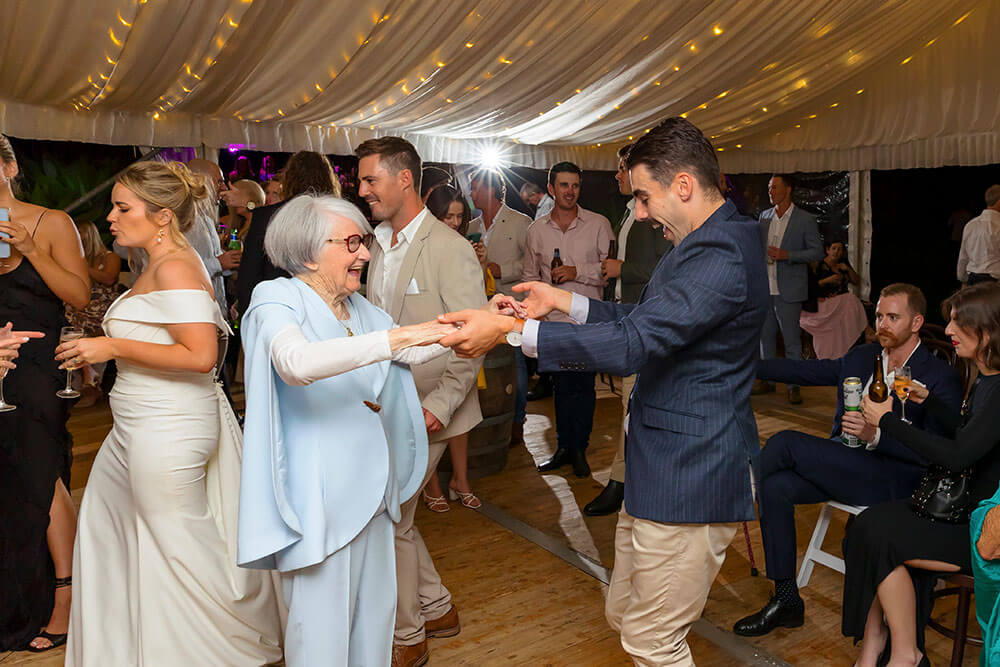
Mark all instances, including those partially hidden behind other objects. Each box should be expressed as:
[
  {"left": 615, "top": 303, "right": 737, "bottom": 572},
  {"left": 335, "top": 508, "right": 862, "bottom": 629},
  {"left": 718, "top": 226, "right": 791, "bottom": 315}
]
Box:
[
  {"left": 27, "top": 576, "right": 71, "bottom": 653},
  {"left": 448, "top": 485, "right": 482, "bottom": 509},
  {"left": 422, "top": 489, "right": 450, "bottom": 513}
]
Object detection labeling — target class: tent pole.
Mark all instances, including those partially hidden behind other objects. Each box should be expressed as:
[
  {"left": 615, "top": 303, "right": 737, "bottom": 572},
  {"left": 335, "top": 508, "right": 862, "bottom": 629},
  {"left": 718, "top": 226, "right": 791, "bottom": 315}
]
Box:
[{"left": 64, "top": 147, "right": 164, "bottom": 216}]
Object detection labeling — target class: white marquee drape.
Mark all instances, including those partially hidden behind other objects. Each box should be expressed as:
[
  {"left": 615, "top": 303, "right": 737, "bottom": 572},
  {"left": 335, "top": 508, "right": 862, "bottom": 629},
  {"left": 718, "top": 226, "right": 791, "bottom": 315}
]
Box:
[{"left": 1, "top": 0, "right": 997, "bottom": 172}]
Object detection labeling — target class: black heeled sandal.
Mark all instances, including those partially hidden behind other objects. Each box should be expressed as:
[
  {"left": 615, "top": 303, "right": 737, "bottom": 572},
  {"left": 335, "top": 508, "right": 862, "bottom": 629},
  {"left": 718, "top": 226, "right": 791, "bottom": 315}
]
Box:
[{"left": 26, "top": 576, "right": 71, "bottom": 653}]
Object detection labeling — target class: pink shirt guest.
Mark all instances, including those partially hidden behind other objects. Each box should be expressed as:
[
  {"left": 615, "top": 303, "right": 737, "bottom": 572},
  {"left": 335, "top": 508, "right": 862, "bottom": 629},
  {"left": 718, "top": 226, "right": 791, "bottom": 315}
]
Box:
[{"left": 523, "top": 208, "right": 614, "bottom": 322}]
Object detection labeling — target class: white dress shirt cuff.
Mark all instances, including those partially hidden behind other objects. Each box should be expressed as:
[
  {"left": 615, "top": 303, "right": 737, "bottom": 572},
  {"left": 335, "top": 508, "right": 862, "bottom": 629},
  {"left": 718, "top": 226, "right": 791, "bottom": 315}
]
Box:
[
  {"left": 521, "top": 319, "right": 541, "bottom": 358},
  {"left": 569, "top": 293, "right": 590, "bottom": 324},
  {"left": 865, "top": 427, "right": 882, "bottom": 451}
]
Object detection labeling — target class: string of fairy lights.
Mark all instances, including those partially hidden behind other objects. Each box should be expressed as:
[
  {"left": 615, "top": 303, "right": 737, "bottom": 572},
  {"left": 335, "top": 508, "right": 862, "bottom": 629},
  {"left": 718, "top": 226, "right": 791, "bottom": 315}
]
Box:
[{"left": 64, "top": 1, "right": 979, "bottom": 160}]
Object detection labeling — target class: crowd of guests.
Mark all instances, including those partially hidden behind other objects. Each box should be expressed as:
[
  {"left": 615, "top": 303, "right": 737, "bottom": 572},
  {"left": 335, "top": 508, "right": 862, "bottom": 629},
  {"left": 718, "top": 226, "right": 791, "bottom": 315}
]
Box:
[{"left": 0, "top": 117, "right": 999, "bottom": 667}]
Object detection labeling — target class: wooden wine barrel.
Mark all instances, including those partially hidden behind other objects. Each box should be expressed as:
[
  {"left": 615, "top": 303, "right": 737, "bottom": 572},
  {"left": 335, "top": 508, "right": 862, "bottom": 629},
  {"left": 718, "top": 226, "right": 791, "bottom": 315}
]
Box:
[{"left": 438, "top": 344, "right": 516, "bottom": 484}]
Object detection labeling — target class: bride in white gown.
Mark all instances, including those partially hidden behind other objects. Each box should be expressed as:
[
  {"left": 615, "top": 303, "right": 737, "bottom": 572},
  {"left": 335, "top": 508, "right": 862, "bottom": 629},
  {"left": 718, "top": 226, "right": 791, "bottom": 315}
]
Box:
[{"left": 57, "top": 162, "right": 283, "bottom": 665}]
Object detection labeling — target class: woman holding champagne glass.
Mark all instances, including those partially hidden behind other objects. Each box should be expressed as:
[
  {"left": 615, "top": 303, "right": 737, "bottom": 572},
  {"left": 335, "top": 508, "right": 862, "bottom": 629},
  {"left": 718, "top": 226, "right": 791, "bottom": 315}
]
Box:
[
  {"left": 0, "top": 134, "right": 90, "bottom": 652},
  {"left": 56, "top": 161, "right": 283, "bottom": 665}
]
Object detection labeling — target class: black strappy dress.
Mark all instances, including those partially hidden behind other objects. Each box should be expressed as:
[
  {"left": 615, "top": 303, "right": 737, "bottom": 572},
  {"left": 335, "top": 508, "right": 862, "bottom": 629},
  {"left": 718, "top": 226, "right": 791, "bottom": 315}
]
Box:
[{"left": 0, "top": 211, "right": 72, "bottom": 650}]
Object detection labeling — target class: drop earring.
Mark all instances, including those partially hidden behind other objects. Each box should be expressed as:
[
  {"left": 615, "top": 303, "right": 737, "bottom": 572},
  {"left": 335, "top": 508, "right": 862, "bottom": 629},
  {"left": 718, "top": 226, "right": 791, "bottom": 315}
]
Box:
[{"left": 156, "top": 228, "right": 165, "bottom": 244}]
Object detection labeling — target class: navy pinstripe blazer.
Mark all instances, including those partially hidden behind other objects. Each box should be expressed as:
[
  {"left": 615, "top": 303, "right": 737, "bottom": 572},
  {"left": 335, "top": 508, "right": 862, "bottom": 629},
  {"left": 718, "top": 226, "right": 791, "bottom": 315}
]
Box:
[{"left": 535, "top": 200, "right": 769, "bottom": 523}]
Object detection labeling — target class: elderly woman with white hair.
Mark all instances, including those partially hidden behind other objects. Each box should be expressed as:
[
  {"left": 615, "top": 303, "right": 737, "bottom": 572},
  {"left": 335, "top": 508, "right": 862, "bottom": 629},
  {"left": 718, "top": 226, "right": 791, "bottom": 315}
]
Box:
[{"left": 237, "top": 193, "right": 457, "bottom": 666}]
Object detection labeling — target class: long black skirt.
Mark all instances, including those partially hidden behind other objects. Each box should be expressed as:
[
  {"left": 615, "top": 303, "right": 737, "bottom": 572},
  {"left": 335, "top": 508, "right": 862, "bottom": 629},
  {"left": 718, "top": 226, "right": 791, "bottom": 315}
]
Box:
[{"left": 841, "top": 499, "right": 972, "bottom": 649}]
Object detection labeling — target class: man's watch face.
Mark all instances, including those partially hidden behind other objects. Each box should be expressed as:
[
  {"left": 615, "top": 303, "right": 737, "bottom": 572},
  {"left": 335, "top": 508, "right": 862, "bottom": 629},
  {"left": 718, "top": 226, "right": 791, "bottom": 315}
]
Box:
[
  {"left": 246, "top": 201, "right": 256, "bottom": 210},
  {"left": 505, "top": 330, "right": 523, "bottom": 347}
]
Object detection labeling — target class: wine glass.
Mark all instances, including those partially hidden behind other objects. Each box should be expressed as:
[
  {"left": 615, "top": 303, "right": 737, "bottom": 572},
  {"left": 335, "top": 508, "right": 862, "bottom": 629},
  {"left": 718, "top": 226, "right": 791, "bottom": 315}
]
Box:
[
  {"left": 56, "top": 327, "right": 84, "bottom": 399},
  {"left": 0, "top": 326, "right": 16, "bottom": 412},
  {"left": 894, "top": 365, "right": 912, "bottom": 424}
]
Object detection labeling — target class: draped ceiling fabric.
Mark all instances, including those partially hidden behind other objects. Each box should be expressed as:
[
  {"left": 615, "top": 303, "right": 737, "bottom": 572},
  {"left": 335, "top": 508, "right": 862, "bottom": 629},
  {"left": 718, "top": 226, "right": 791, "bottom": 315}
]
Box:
[{"left": 1, "top": 0, "right": 998, "bottom": 172}]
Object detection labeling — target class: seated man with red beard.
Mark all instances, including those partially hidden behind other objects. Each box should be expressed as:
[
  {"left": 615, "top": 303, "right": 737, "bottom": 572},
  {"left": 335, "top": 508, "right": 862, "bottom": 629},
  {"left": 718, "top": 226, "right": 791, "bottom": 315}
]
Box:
[{"left": 733, "top": 283, "right": 964, "bottom": 637}]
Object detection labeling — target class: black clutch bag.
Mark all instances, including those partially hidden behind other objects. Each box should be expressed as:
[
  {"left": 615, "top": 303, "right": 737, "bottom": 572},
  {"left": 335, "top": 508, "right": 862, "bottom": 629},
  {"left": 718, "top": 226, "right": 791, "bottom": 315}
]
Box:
[
  {"left": 909, "top": 376, "right": 980, "bottom": 523},
  {"left": 909, "top": 465, "right": 974, "bottom": 523}
]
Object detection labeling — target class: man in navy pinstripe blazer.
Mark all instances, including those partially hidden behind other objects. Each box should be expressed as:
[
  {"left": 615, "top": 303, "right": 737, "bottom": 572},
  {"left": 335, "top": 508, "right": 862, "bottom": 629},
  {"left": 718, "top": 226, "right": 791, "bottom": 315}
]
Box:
[{"left": 439, "top": 118, "right": 769, "bottom": 665}]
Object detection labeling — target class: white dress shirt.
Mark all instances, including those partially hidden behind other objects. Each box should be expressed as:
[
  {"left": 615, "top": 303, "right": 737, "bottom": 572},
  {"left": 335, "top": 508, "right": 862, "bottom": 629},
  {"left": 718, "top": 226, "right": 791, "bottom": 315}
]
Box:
[
  {"left": 372, "top": 207, "right": 430, "bottom": 309},
  {"left": 766, "top": 203, "right": 795, "bottom": 296},
  {"left": 468, "top": 203, "right": 532, "bottom": 296},
  {"left": 957, "top": 208, "right": 1000, "bottom": 280},
  {"left": 614, "top": 199, "right": 637, "bottom": 302}
]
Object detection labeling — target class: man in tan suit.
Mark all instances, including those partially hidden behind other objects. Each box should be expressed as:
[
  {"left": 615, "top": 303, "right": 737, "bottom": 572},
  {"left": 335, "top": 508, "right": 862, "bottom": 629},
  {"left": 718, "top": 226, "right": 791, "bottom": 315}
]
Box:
[{"left": 356, "top": 137, "right": 485, "bottom": 667}]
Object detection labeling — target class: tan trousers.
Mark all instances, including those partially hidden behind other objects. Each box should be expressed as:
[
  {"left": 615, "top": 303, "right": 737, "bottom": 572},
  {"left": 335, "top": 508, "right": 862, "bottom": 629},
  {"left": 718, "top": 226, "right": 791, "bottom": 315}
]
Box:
[
  {"left": 606, "top": 511, "right": 737, "bottom": 666},
  {"left": 394, "top": 441, "right": 452, "bottom": 645},
  {"left": 609, "top": 374, "right": 636, "bottom": 483}
]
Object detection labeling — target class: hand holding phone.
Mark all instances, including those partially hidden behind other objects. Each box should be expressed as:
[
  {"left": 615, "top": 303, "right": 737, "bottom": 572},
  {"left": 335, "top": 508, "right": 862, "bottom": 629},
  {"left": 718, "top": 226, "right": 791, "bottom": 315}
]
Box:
[
  {"left": 0, "top": 208, "right": 10, "bottom": 259},
  {"left": 466, "top": 232, "right": 482, "bottom": 244}
]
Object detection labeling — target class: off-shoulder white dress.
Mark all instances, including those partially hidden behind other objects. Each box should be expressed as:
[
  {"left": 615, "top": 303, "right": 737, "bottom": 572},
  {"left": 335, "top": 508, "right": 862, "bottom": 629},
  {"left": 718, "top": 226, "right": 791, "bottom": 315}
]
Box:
[{"left": 67, "top": 289, "right": 283, "bottom": 666}]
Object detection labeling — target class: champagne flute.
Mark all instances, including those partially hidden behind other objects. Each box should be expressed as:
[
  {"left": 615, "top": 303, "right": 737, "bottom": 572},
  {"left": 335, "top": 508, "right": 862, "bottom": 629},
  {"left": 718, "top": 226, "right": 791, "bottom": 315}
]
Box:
[
  {"left": 57, "top": 327, "right": 84, "bottom": 399},
  {"left": 894, "top": 365, "right": 912, "bottom": 424},
  {"left": 0, "top": 326, "right": 16, "bottom": 412}
]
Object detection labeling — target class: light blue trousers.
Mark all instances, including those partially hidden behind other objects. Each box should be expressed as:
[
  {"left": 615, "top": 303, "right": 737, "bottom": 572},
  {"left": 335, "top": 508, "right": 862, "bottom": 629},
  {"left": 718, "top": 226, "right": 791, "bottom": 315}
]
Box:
[{"left": 281, "top": 510, "right": 396, "bottom": 667}]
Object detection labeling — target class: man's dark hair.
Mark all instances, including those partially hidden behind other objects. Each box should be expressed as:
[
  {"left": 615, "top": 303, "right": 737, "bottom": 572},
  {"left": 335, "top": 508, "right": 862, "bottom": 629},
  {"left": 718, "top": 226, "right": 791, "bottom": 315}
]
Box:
[
  {"left": 771, "top": 173, "right": 796, "bottom": 190},
  {"left": 548, "top": 161, "right": 582, "bottom": 186},
  {"left": 282, "top": 151, "right": 340, "bottom": 199},
  {"left": 355, "top": 136, "right": 423, "bottom": 192},
  {"left": 617, "top": 143, "right": 634, "bottom": 160},
  {"left": 625, "top": 118, "right": 720, "bottom": 193},
  {"left": 420, "top": 166, "right": 452, "bottom": 199},
  {"left": 470, "top": 168, "right": 504, "bottom": 200}
]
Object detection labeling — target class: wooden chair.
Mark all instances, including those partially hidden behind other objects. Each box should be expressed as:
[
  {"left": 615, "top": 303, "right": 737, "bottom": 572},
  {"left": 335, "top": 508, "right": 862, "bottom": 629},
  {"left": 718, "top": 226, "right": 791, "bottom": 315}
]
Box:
[{"left": 927, "top": 573, "right": 983, "bottom": 667}]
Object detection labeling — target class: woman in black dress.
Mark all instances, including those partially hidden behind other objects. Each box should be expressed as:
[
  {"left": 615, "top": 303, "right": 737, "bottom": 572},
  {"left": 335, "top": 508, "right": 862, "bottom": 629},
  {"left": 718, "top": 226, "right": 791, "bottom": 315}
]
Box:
[
  {"left": 844, "top": 281, "right": 1000, "bottom": 667},
  {"left": 0, "top": 135, "right": 91, "bottom": 652},
  {"left": 814, "top": 240, "right": 860, "bottom": 298}
]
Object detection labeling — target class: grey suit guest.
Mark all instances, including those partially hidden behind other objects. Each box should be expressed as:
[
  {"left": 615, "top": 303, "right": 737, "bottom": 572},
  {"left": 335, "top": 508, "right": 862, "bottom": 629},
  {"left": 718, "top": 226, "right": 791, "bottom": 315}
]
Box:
[
  {"left": 756, "top": 174, "right": 822, "bottom": 404},
  {"left": 357, "top": 137, "right": 484, "bottom": 667}
]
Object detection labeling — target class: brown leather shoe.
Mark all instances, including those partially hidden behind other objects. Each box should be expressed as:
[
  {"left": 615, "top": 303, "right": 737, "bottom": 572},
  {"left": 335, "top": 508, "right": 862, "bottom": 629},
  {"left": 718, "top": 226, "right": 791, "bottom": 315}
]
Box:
[
  {"left": 751, "top": 380, "right": 775, "bottom": 395},
  {"left": 391, "top": 640, "right": 429, "bottom": 667},
  {"left": 425, "top": 604, "right": 461, "bottom": 638},
  {"left": 509, "top": 421, "right": 524, "bottom": 448},
  {"left": 787, "top": 385, "right": 802, "bottom": 404}
]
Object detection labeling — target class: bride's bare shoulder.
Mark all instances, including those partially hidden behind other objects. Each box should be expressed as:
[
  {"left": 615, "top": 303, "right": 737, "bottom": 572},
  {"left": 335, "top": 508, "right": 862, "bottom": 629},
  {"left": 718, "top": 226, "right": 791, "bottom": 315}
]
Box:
[{"left": 151, "top": 251, "right": 211, "bottom": 292}]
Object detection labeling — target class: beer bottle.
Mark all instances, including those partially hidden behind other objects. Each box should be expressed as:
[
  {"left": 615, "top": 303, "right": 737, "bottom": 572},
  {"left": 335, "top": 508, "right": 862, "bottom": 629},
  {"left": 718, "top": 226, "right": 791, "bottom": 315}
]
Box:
[
  {"left": 551, "top": 248, "right": 563, "bottom": 284},
  {"left": 604, "top": 239, "right": 619, "bottom": 300},
  {"left": 869, "top": 353, "right": 889, "bottom": 402},
  {"left": 228, "top": 231, "right": 243, "bottom": 253}
]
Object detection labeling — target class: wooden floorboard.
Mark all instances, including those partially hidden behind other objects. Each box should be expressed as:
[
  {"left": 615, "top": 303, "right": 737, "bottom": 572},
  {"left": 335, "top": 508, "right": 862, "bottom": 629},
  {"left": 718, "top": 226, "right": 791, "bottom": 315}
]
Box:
[{"left": 3, "top": 380, "right": 979, "bottom": 665}]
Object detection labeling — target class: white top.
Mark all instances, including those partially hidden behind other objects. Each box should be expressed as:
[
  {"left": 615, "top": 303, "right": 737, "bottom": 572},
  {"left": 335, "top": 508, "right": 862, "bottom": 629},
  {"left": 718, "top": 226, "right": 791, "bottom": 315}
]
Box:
[
  {"left": 614, "top": 199, "right": 637, "bottom": 302},
  {"left": 534, "top": 193, "right": 555, "bottom": 221},
  {"left": 767, "top": 203, "right": 795, "bottom": 295},
  {"left": 372, "top": 207, "right": 430, "bottom": 308},
  {"left": 467, "top": 203, "right": 533, "bottom": 295},
  {"left": 957, "top": 208, "right": 1000, "bottom": 280},
  {"left": 269, "top": 323, "right": 448, "bottom": 386}
]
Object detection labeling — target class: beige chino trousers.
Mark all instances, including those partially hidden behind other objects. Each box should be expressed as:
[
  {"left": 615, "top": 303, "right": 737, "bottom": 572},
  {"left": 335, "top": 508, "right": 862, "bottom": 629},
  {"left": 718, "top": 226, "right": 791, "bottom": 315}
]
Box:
[
  {"left": 394, "top": 441, "right": 452, "bottom": 646},
  {"left": 606, "top": 510, "right": 737, "bottom": 666}
]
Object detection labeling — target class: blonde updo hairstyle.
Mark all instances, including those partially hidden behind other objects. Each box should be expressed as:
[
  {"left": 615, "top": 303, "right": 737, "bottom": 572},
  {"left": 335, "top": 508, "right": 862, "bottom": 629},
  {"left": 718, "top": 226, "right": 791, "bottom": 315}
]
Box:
[
  {"left": 116, "top": 161, "right": 209, "bottom": 247},
  {"left": 0, "top": 134, "right": 22, "bottom": 195}
]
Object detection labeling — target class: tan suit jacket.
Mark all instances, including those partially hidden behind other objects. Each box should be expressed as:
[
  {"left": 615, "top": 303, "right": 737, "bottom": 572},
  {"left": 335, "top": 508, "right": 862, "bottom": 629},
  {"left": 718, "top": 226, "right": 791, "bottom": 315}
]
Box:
[{"left": 368, "top": 214, "right": 485, "bottom": 441}]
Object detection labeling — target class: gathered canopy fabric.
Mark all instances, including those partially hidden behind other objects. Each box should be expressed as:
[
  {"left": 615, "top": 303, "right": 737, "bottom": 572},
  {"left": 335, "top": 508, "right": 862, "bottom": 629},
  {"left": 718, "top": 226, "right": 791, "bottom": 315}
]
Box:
[{"left": 0, "top": 0, "right": 997, "bottom": 172}]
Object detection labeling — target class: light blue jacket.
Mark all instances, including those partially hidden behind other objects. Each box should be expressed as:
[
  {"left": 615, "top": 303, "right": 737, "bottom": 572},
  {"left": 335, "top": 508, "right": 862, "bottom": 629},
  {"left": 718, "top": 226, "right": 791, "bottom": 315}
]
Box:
[
  {"left": 758, "top": 205, "right": 823, "bottom": 302},
  {"left": 237, "top": 278, "right": 428, "bottom": 571}
]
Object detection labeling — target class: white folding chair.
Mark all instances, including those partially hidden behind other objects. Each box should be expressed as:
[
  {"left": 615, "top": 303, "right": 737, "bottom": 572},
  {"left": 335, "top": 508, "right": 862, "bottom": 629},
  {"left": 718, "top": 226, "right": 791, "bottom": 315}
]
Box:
[{"left": 796, "top": 501, "right": 867, "bottom": 588}]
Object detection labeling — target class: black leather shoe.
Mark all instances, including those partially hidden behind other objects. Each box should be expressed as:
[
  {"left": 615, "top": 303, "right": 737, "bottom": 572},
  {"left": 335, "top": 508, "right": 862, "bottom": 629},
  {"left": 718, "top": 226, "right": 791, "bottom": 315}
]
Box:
[
  {"left": 584, "top": 480, "right": 624, "bottom": 516},
  {"left": 750, "top": 380, "right": 775, "bottom": 395},
  {"left": 732, "top": 595, "right": 804, "bottom": 637},
  {"left": 787, "top": 385, "right": 802, "bottom": 404},
  {"left": 571, "top": 450, "right": 590, "bottom": 478},
  {"left": 526, "top": 376, "right": 553, "bottom": 401},
  {"left": 537, "top": 448, "right": 570, "bottom": 472}
]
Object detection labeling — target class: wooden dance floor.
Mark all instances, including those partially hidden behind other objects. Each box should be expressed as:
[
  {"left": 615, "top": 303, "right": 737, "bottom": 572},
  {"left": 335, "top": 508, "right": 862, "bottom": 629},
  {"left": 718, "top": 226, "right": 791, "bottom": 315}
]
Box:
[{"left": 3, "top": 382, "right": 979, "bottom": 665}]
